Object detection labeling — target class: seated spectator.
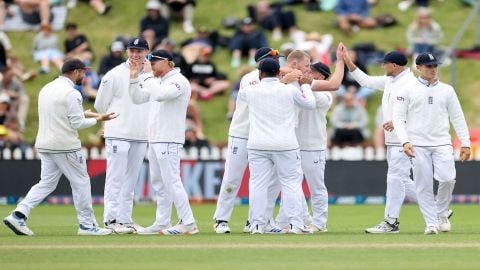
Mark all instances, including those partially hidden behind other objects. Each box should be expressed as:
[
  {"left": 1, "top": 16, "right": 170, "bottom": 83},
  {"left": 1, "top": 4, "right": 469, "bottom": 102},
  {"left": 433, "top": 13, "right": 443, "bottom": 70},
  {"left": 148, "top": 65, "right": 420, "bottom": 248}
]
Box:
[
  {"left": 98, "top": 41, "right": 124, "bottom": 79},
  {"left": 154, "top": 38, "right": 187, "bottom": 71},
  {"left": 3, "top": 116, "right": 26, "bottom": 151},
  {"left": 76, "top": 68, "right": 100, "bottom": 100},
  {"left": 159, "top": 0, "right": 196, "bottom": 34},
  {"left": 406, "top": 8, "right": 443, "bottom": 60},
  {"left": 247, "top": 1, "right": 297, "bottom": 41},
  {"left": 227, "top": 66, "right": 253, "bottom": 120},
  {"left": 184, "top": 120, "right": 210, "bottom": 150},
  {"left": 292, "top": 31, "right": 333, "bottom": 64},
  {"left": 66, "top": 0, "right": 112, "bottom": 15},
  {"left": 64, "top": 22, "right": 94, "bottom": 64},
  {"left": 0, "top": 92, "right": 11, "bottom": 125},
  {"left": 187, "top": 99, "right": 204, "bottom": 139},
  {"left": 335, "top": 0, "right": 377, "bottom": 36},
  {"left": 184, "top": 47, "right": 230, "bottom": 100},
  {"left": 140, "top": 0, "right": 170, "bottom": 49},
  {"left": 229, "top": 17, "right": 268, "bottom": 68},
  {"left": 0, "top": 32, "right": 36, "bottom": 81},
  {"left": 330, "top": 93, "right": 369, "bottom": 147},
  {"left": 337, "top": 50, "right": 374, "bottom": 106},
  {"left": 15, "top": 0, "right": 52, "bottom": 26},
  {"left": 180, "top": 26, "right": 217, "bottom": 63},
  {"left": 32, "top": 24, "right": 63, "bottom": 74},
  {"left": 1, "top": 67, "right": 29, "bottom": 131},
  {"left": 398, "top": 0, "right": 430, "bottom": 11}
]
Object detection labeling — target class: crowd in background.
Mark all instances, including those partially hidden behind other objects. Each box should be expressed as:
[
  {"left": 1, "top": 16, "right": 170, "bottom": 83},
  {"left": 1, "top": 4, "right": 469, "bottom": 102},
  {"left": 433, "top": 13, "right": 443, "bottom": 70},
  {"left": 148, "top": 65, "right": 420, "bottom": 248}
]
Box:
[{"left": 0, "top": 0, "right": 455, "bottom": 151}]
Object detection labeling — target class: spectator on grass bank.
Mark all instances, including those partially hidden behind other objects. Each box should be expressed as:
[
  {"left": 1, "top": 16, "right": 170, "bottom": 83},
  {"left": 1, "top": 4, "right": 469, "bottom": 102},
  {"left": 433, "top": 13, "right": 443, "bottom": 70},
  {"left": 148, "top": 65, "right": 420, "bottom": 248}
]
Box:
[
  {"left": 335, "top": 0, "right": 377, "bottom": 37},
  {"left": 15, "top": 0, "right": 52, "bottom": 26},
  {"left": 330, "top": 92, "right": 369, "bottom": 147},
  {"left": 66, "top": 0, "right": 112, "bottom": 15},
  {"left": 184, "top": 120, "right": 210, "bottom": 150},
  {"left": 1, "top": 67, "right": 29, "bottom": 131},
  {"left": 140, "top": 0, "right": 170, "bottom": 50},
  {"left": 64, "top": 22, "right": 94, "bottom": 64},
  {"left": 98, "top": 41, "right": 124, "bottom": 78},
  {"left": 186, "top": 99, "right": 204, "bottom": 139},
  {"left": 32, "top": 24, "right": 63, "bottom": 74},
  {"left": 155, "top": 38, "right": 187, "bottom": 71},
  {"left": 229, "top": 17, "right": 268, "bottom": 68},
  {"left": 406, "top": 8, "right": 443, "bottom": 61},
  {"left": 247, "top": 0, "right": 298, "bottom": 41},
  {"left": 184, "top": 47, "right": 230, "bottom": 101},
  {"left": 159, "top": 0, "right": 196, "bottom": 34}
]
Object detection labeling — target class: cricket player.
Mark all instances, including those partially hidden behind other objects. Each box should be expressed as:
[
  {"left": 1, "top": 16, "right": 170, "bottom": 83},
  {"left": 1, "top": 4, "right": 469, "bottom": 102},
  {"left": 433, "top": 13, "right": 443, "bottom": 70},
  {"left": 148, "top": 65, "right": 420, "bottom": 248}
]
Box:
[
  {"left": 393, "top": 53, "right": 470, "bottom": 235},
  {"left": 213, "top": 47, "right": 301, "bottom": 234},
  {"left": 3, "top": 59, "right": 117, "bottom": 236},
  {"left": 128, "top": 50, "right": 198, "bottom": 235},
  {"left": 296, "top": 60, "right": 345, "bottom": 232},
  {"left": 343, "top": 50, "right": 417, "bottom": 234},
  {"left": 239, "top": 58, "right": 316, "bottom": 234},
  {"left": 94, "top": 38, "right": 150, "bottom": 234}
]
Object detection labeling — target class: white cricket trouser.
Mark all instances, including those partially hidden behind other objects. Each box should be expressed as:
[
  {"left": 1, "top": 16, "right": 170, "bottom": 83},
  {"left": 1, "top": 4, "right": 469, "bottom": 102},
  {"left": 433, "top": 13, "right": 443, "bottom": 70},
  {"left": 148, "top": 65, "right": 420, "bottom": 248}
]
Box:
[
  {"left": 103, "top": 139, "right": 147, "bottom": 224},
  {"left": 213, "top": 136, "right": 249, "bottom": 222},
  {"left": 412, "top": 145, "right": 456, "bottom": 227},
  {"left": 301, "top": 150, "right": 328, "bottom": 228},
  {"left": 149, "top": 143, "right": 195, "bottom": 226},
  {"left": 213, "top": 136, "right": 279, "bottom": 223},
  {"left": 16, "top": 151, "right": 97, "bottom": 227},
  {"left": 384, "top": 145, "right": 417, "bottom": 219},
  {"left": 248, "top": 149, "right": 304, "bottom": 228}
]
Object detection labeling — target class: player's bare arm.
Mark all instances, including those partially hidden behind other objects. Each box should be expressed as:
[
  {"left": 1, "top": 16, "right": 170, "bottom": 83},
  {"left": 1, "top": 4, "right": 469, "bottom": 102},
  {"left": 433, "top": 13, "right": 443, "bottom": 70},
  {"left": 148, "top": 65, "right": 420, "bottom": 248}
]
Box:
[
  {"left": 312, "top": 43, "right": 346, "bottom": 91},
  {"left": 343, "top": 46, "right": 357, "bottom": 72},
  {"left": 383, "top": 121, "right": 394, "bottom": 132}
]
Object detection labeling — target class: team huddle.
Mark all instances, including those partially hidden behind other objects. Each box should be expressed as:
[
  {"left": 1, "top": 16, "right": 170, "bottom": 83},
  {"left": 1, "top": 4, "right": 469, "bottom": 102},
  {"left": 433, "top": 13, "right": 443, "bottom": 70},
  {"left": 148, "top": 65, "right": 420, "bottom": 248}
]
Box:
[{"left": 3, "top": 37, "right": 471, "bottom": 236}]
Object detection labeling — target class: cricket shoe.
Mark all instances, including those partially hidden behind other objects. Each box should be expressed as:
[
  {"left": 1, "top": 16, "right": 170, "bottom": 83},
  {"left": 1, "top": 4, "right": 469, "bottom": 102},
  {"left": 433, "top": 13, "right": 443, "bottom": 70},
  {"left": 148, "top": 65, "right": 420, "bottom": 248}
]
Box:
[
  {"left": 104, "top": 219, "right": 116, "bottom": 231},
  {"left": 3, "top": 213, "right": 34, "bottom": 236},
  {"left": 114, "top": 223, "right": 144, "bottom": 234},
  {"left": 214, "top": 221, "right": 231, "bottom": 234},
  {"left": 309, "top": 225, "right": 328, "bottom": 233},
  {"left": 243, "top": 220, "right": 251, "bottom": 233},
  {"left": 78, "top": 224, "right": 113, "bottom": 236},
  {"left": 160, "top": 223, "right": 199, "bottom": 235},
  {"left": 424, "top": 225, "right": 439, "bottom": 235},
  {"left": 264, "top": 224, "right": 287, "bottom": 234},
  {"left": 438, "top": 217, "right": 451, "bottom": 232},
  {"left": 447, "top": 209, "right": 454, "bottom": 219},
  {"left": 288, "top": 224, "right": 313, "bottom": 234},
  {"left": 365, "top": 219, "right": 399, "bottom": 234},
  {"left": 250, "top": 224, "right": 264, "bottom": 234},
  {"left": 137, "top": 224, "right": 171, "bottom": 235}
]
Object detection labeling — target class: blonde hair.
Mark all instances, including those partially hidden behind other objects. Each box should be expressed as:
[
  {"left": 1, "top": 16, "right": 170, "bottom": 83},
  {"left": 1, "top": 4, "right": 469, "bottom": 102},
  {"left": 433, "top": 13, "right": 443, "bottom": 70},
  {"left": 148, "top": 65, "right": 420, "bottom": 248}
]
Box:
[{"left": 286, "top": 50, "right": 310, "bottom": 63}]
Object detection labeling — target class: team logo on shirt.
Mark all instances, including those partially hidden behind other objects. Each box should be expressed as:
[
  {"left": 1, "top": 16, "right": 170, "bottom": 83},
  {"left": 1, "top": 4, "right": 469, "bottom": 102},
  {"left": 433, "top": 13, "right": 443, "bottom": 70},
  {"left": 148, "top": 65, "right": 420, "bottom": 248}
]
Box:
[
  {"left": 428, "top": 96, "right": 433, "bottom": 104},
  {"left": 232, "top": 146, "right": 238, "bottom": 155},
  {"left": 170, "top": 82, "right": 181, "bottom": 91},
  {"left": 397, "top": 96, "right": 405, "bottom": 102},
  {"left": 113, "top": 145, "right": 117, "bottom": 153}
]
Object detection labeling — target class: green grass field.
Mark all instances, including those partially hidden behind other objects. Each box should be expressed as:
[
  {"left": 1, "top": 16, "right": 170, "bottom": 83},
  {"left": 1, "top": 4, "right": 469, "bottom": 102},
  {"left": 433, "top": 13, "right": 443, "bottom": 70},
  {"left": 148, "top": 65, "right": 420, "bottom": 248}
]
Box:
[{"left": 1, "top": 204, "right": 479, "bottom": 270}]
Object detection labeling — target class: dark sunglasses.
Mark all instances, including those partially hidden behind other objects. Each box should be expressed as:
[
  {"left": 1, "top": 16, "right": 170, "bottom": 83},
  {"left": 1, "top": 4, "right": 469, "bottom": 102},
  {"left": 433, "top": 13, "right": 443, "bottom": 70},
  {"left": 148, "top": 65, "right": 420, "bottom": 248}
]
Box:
[
  {"left": 257, "top": 49, "right": 280, "bottom": 62},
  {"left": 147, "top": 54, "right": 169, "bottom": 61}
]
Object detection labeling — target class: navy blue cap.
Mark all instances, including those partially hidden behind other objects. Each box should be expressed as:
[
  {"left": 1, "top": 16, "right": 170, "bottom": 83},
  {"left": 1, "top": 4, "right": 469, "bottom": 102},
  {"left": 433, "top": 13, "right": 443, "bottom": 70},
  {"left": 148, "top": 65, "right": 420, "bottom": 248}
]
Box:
[
  {"left": 258, "top": 58, "right": 280, "bottom": 73},
  {"left": 126, "top": 37, "right": 149, "bottom": 50},
  {"left": 383, "top": 51, "right": 408, "bottom": 66},
  {"left": 415, "top": 53, "right": 441, "bottom": 65},
  {"left": 310, "top": 62, "right": 331, "bottom": 79},
  {"left": 254, "top": 47, "right": 283, "bottom": 62},
  {"left": 61, "top": 59, "right": 89, "bottom": 73},
  {"left": 148, "top": 50, "right": 173, "bottom": 62}
]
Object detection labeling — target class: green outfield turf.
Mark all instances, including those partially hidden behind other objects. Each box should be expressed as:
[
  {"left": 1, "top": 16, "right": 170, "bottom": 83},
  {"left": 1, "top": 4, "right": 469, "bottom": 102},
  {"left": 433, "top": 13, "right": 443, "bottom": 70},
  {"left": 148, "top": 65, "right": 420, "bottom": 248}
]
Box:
[{"left": 1, "top": 204, "right": 479, "bottom": 270}]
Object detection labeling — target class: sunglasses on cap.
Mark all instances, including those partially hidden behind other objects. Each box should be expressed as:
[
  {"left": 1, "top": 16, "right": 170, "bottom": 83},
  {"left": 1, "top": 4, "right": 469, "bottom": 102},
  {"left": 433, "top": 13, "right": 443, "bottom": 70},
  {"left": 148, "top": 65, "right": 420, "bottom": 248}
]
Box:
[
  {"left": 257, "top": 49, "right": 280, "bottom": 62},
  {"left": 147, "top": 54, "right": 169, "bottom": 61}
]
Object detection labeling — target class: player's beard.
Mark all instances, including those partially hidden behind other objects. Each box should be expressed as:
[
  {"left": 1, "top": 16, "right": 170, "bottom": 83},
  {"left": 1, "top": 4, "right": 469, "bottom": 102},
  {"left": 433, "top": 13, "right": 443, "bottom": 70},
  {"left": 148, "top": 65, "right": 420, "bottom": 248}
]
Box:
[{"left": 74, "top": 74, "right": 84, "bottom": 85}]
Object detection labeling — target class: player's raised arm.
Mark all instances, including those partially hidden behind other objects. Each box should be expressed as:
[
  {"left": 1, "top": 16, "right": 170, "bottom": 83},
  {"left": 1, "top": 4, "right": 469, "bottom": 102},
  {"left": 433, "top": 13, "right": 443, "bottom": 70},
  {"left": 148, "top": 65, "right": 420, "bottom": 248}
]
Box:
[{"left": 311, "top": 42, "right": 345, "bottom": 92}]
